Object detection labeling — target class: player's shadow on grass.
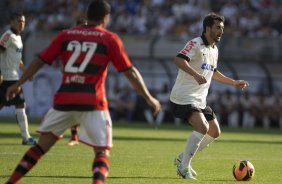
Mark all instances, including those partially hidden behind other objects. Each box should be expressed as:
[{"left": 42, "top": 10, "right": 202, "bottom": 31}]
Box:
[
  {"left": 0, "top": 132, "right": 38, "bottom": 145},
  {"left": 1, "top": 175, "right": 177, "bottom": 180},
  {"left": 217, "top": 139, "right": 282, "bottom": 145},
  {"left": 204, "top": 179, "right": 235, "bottom": 182},
  {"left": 1, "top": 132, "right": 281, "bottom": 145},
  {"left": 108, "top": 176, "right": 178, "bottom": 180},
  {"left": 25, "top": 175, "right": 90, "bottom": 179},
  {"left": 114, "top": 135, "right": 282, "bottom": 145},
  {"left": 0, "top": 143, "right": 27, "bottom": 145},
  {"left": 0, "top": 132, "right": 37, "bottom": 139},
  {"left": 1, "top": 175, "right": 89, "bottom": 178}
]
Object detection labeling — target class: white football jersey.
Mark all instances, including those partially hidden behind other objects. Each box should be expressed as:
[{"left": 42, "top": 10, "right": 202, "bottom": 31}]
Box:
[
  {"left": 170, "top": 35, "right": 218, "bottom": 109},
  {"left": 0, "top": 29, "right": 23, "bottom": 80}
]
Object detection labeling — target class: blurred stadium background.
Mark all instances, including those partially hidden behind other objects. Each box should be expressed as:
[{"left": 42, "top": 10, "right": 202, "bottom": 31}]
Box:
[{"left": 0, "top": 0, "right": 281, "bottom": 129}]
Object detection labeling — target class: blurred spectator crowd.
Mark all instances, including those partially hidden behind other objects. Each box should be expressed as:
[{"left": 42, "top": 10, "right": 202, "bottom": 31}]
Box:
[
  {"left": 0, "top": 0, "right": 282, "bottom": 39},
  {"left": 208, "top": 89, "right": 282, "bottom": 129},
  {"left": 1, "top": 0, "right": 281, "bottom": 129},
  {"left": 108, "top": 83, "right": 282, "bottom": 129}
]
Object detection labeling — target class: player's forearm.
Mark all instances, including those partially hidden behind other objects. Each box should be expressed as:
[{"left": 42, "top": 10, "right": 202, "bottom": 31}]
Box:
[
  {"left": 124, "top": 67, "right": 152, "bottom": 100},
  {"left": 174, "top": 57, "right": 199, "bottom": 77},
  {"left": 19, "top": 60, "right": 25, "bottom": 71},
  {"left": 212, "top": 70, "right": 235, "bottom": 86},
  {"left": 16, "top": 58, "right": 44, "bottom": 86}
]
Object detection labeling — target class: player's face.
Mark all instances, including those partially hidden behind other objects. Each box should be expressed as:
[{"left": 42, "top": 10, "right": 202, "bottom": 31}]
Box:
[
  {"left": 11, "top": 16, "right": 25, "bottom": 34},
  {"left": 209, "top": 20, "right": 224, "bottom": 43}
]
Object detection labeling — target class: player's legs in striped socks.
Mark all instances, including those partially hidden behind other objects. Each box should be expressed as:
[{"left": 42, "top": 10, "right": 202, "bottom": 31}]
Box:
[
  {"left": 6, "top": 144, "right": 45, "bottom": 184},
  {"left": 92, "top": 150, "right": 109, "bottom": 184},
  {"left": 6, "top": 133, "right": 57, "bottom": 184},
  {"left": 68, "top": 125, "right": 79, "bottom": 146},
  {"left": 71, "top": 126, "right": 78, "bottom": 141}
]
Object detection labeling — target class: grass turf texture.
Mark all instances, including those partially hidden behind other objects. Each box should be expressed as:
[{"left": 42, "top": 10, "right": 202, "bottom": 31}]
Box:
[{"left": 0, "top": 119, "right": 282, "bottom": 184}]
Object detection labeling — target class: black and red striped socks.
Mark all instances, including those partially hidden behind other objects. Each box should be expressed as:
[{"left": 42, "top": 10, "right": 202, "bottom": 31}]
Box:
[
  {"left": 92, "top": 152, "right": 109, "bottom": 184},
  {"left": 6, "top": 145, "right": 110, "bottom": 184},
  {"left": 71, "top": 126, "right": 78, "bottom": 141},
  {"left": 6, "top": 144, "right": 45, "bottom": 184}
]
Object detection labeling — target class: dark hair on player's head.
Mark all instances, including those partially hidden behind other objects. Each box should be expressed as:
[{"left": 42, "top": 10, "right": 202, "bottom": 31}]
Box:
[
  {"left": 10, "top": 12, "right": 24, "bottom": 22},
  {"left": 203, "top": 13, "right": 224, "bottom": 33},
  {"left": 87, "top": 0, "right": 111, "bottom": 22}
]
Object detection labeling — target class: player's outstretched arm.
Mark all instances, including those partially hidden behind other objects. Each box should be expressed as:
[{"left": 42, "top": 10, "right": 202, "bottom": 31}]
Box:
[
  {"left": 19, "top": 59, "right": 33, "bottom": 81},
  {"left": 6, "top": 57, "right": 45, "bottom": 101},
  {"left": 124, "top": 67, "right": 161, "bottom": 116},
  {"left": 212, "top": 70, "right": 249, "bottom": 90}
]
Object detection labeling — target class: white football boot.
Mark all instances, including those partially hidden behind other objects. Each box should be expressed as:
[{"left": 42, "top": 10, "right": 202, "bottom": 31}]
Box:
[
  {"left": 174, "top": 154, "right": 197, "bottom": 176},
  {"left": 177, "top": 165, "right": 197, "bottom": 180}
]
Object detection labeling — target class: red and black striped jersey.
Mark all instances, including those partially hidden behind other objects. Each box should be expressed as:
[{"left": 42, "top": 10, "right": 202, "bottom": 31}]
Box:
[{"left": 38, "top": 25, "right": 133, "bottom": 111}]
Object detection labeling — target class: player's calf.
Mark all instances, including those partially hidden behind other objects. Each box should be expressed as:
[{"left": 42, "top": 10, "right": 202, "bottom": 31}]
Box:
[
  {"left": 6, "top": 144, "right": 45, "bottom": 183},
  {"left": 92, "top": 152, "right": 109, "bottom": 184}
]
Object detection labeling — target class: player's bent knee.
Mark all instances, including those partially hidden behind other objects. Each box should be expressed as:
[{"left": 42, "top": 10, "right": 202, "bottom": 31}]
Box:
[
  {"left": 217, "top": 129, "right": 221, "bottom": 137},
  {"left": 209, "top": 129, "right": 221, "bottom": 138}
]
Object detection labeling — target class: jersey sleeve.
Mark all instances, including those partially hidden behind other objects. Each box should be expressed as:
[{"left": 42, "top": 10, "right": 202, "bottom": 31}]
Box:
[
  {"left": 0, "top": 32, "right": 12, "bottom": 50},
  {"left": 176, "top": 40, "right": 198, "bottom": 62},
  {"left": 108, "top": 33, "right": 132, "bottom": 72},
  {"left": 38, "top": 31, "right": 64, "bottom": 65}
]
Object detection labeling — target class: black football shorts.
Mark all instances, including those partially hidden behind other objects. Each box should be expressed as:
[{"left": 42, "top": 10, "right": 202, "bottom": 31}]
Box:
[{"left": 170, "top": 101, "right": 216, "bottom": 121}]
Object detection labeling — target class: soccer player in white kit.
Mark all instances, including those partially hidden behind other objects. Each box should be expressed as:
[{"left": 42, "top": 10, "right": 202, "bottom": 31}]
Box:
[
  {"left": 0, "top": 12, "right": 36, "bottom": 145},
  {"left": 170, "top": 13, "right": 249, "bottom": 180}
]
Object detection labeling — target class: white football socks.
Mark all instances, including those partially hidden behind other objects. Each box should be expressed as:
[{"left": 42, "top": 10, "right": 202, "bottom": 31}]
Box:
[
  {"left": 181, "top": 131, "right": 204, "bottom": 169},
  {"left": 197, "top": 134, "right": 215, "bottom": 151},
  {"left": 16, "top": 108, "right": 31, "bottom": 140}
]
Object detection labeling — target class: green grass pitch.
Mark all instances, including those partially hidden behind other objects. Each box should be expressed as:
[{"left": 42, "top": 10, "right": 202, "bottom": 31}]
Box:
[{"left": 0, "top": 118, "right": 282, "bottom": 184}]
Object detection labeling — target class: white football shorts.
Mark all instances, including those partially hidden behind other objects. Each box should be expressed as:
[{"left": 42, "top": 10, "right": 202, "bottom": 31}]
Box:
[{"left": 37, "top": 108, "right": 112, "bottom": 149}]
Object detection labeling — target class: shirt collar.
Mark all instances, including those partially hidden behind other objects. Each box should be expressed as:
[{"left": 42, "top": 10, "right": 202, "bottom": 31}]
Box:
[
  {"left": 201, "top": 34, "right": 209, "bottom": 46},
  {"left": 10, "top": 27, "right": 19, "bottom": 35}
]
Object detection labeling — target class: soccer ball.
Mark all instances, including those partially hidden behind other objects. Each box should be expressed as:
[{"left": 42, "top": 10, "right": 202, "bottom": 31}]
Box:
[{"left": 232, "top": 160, "right": 255, "bottom": 181}]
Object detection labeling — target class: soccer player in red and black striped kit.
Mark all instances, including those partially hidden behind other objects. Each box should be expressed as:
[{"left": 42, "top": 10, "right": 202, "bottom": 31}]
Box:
[
  {"left": 67, "top": 16, "right": 88, "bottom": 146},
  {"left": 5, "top": 1, "right": 161, "bottom": 184}
]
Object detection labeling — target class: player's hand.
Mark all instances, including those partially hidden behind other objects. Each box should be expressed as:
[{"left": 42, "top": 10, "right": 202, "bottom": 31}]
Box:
[
  {"left": 6, "top": 84, "right": 21, "bottom": 101},
  {"left": 146, "top": 96, "right": 161, "bottom": 116},
  {"left": 234, "top": 80, "right": 249, "bottom": 90},
  {"left": 193, "top": 73, "right": 207, "bottom": 85}
]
